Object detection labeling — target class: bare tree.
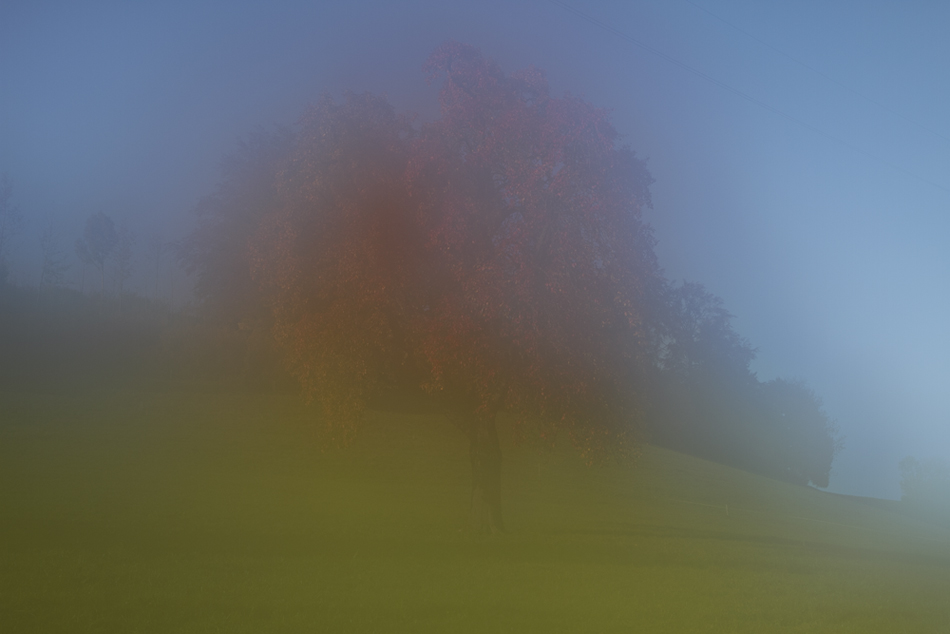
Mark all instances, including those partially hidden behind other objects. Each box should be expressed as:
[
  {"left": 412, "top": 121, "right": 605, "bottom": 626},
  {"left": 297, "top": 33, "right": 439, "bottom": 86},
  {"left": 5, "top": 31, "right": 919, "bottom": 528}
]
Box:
[
  {"left": 75, "top": 212, "right": 118, "bottom": 294},
  {"left": 39, "top": 216, "right": 70, "bottom": 288},
  {"left": 148, "top": 234, "right": 178, "bottom": 301},
  {"left": 165, "top": 239, "right": 183, "bottom": 306},
  {"left": 0, "top": 174, "right": 23, "bottom": 284},
  {"left": 109, "top": 223, "right": 135, "bottom": 295}
]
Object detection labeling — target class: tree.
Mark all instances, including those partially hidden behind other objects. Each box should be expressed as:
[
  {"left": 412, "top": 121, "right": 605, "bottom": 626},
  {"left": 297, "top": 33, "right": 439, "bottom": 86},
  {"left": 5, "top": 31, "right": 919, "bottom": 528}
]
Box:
[
  {"left": 148, "top": 236, "right": 174, "bottom": 302},
  {"left": 109, "top": 223, "right": 135, "bottom": 295},
  {"left": 754, "top": 379, "right": 841, "bottom": 487},
  {"left": 659, "top": 281, "right": 756, "bottom": 380},
  {"left": 647, "top": 281, "right": 758, "bottom": 462},
  {"left": 239, "top": 43, "right": 662, "bottom": 533},
  {"left": 191, "top": 43, "right": 847, "bottom": 530},
  {"left": 182, "top": 126, "right": 295, "bottom": 324},
  {"left": 75, "top": 212, "right": 118, "bottom": 294},
  {"left": 899, "top": 456, "right": 950, "bottom": 509},
  {"left": 248, "top": 93, "right": 421, "bottom": 440},
  {"left": 39, "top": 216, "right": 70, "bottom": 288},
  {"left": 406, "top": 42, "right": 661, "bottom": 531},
  {"left": 645, "top": 281, "right": 841, "bottom": 487},
  {"left": 0, "top": 173, "right": 23, "bottom": 284}
]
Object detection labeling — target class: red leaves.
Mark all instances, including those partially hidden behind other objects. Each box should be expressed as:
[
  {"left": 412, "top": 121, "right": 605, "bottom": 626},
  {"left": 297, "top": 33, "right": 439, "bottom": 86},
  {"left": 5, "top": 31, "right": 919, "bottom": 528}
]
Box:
[
  {"left": 244, "top": 92, "right": 423, "bottom": 440},
  {"left": 409, "top": 43, "right": 660, "bottom": 456},
  {"left": 237, "top": 43, "right": 659, "bottom": 455}
]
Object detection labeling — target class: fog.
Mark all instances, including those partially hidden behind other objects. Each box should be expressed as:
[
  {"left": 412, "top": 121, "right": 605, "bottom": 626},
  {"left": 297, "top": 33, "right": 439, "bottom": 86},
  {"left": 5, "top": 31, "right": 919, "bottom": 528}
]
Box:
[{"left": 2, "top": 0, "right": 948, "bottom": 499}]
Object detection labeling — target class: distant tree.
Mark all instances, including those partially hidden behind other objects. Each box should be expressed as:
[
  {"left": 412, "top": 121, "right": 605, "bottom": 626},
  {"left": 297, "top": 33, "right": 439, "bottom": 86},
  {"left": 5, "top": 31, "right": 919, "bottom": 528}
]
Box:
[
  {"left": 646, "top": 281, "right": 840, "bottom": 487},
  {"left": 899, "top": 456, "right": 950, "bottom": 509},
  {"left": 39, "top": 216, "right": 70, "bottom": 288},
  {"left": 242, "top": 43, "right": 662, "bottom": 533},
  {"left": 755, "top": 379, "right": 841, "bottom": 488},
  {"left": 178, "top": 127, "right": 296, "bottom": 384},
  {"left": 148, "top": 236, "right": 171, "bottom": 301},
  {"left": 658, "top": 281, "right": 756, "bottom": 380},
  {"left": 181, "top": 126, "right": 294, "bottom": 324},
  {"left": 647, "top": 281, "right": 757, "bottom": 459},
  {"left": 109, "top": 223, "right": 135, "bottom": 295},
  {"left": 0, "top": 173, "right": 23, "bottom": 284},
  {"left": 248, "top": 92, "right": 421, "bottom": 440},
  {"left": 75, "top": 212, "right": 118, "bottom": 294}
]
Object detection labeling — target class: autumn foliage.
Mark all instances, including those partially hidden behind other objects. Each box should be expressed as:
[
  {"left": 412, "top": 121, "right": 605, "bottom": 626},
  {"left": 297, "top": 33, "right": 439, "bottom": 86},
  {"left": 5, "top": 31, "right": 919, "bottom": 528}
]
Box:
[
  {"left": 211, "top": 43, "right": 659, "bottom": 530},
  {"left": 240, "top": 43, "right": 660, "bottom": 453},
  {"left": 185, "top": 42, "right": 840, "bottom": 530},
  {"left": 248, "top": 93, "right": 420, "bottom": 442},
  {"left": 408, "top": 43, "right": 660, "bottom": 452}
]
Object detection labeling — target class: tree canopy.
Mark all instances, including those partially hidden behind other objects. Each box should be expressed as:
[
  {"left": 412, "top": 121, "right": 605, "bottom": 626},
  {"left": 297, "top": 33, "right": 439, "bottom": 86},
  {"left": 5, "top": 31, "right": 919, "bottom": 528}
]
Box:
[
  {"left": 407, "top": 42, "right": 661, "bottom": 453},
  {"left": 186, "top": 42, "right": 663, "bottom": 531},
  {"left": 185, "top": 42, "right": 842, "bottom": 530}
]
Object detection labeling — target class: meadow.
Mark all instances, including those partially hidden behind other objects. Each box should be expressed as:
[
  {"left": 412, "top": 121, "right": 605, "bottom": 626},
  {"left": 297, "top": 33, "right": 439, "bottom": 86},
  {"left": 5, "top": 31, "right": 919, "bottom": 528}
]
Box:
[{"left": 2, "top": 388, "right": 948, "bottom": 633}]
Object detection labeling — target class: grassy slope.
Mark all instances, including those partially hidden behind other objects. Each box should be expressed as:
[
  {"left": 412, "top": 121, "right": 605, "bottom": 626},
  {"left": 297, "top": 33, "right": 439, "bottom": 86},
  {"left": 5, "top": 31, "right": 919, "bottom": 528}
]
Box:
[{"left": 1, "top": 389, "right": 948, "bottom": 633}]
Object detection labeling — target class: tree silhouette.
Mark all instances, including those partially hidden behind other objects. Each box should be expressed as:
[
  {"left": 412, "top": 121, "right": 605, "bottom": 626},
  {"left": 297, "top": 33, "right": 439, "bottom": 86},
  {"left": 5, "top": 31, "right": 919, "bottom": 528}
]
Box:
[
  {"left": 647, "top": 280, "right": 840, "bottom": 486},
  {"left": 0, "top": 174, "right": 22, "bottom": 284},
  {"left": 75, "top": 212, "right": 118, "bottom": 294},
  {"left": 406, "top": 42, "right": 661, "bottom": 530},
  {"left": 39, "top": 216, "right": 70, "bottom": 288},
  {"left": 194, "top": 42, "right": 842, "bottom": 530},
  {"left": 243, "top": 43, "right": 662, "bottom": 532},
  {"left": 659, "top": 281, "right": 756, "bottom": 380},
  {"left": 183, "top": 127, "right": 295, "bottom": 324},
  {"left": 109, "top": 224, "right": 135, "bottom": 295},
  {"left": 755, "top": 379, "right": 841, "bottom": 487}
]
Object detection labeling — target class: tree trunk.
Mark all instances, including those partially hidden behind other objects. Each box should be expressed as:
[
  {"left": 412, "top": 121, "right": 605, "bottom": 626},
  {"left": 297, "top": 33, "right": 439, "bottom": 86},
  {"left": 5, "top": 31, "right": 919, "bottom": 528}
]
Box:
[{"left": 468, "top": 410, "right": 505, "bottom": 534}]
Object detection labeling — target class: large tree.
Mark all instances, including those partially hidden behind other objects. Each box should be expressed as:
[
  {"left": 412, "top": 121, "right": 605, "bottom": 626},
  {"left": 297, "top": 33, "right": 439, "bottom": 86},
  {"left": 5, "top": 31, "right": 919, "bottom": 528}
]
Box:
[
  {"left": 244, "top": 43, "right": 662, "bottom": 532},
  {"left": 191, "top": 44, "right": 845, "bottom": 527},
  {"left": 405, "top": 43, "right": 661, "bottom": 531},
  {"left": 249, "top": 92, "right": 422, "bottom": 440},
  {"left": 180, "top": 44, "right": 670, "bottom": 536}
]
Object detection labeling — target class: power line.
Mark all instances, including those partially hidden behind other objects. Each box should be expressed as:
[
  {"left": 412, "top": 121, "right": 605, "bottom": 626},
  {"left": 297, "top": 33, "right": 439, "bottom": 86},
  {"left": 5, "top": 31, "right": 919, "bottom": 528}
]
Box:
[
  {"left": 681, "top": 0, "right": 950, "bottom": 147},
  {"left": 547, "top": 0, "right": 950, "bottom": 195}
]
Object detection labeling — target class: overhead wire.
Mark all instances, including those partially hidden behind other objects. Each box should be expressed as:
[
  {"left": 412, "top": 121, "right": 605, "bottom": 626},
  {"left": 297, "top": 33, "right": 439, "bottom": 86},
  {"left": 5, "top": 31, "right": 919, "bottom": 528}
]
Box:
[{"left": 547, "top": 0, "right": 950, "bottom": 195}]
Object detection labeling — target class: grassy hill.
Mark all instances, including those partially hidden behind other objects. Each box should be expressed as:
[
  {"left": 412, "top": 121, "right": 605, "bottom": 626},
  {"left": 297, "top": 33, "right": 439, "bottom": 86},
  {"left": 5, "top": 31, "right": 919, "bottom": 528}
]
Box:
[{"left": 1, "top": 388, "right": 948, "bottom": 633}]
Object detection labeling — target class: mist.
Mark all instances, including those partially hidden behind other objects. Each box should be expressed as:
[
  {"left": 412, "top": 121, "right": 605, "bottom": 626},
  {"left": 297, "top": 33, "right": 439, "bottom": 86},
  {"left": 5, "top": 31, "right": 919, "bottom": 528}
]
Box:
[{"left": 3, "top": 0, "right": 949, "bottom": 497}]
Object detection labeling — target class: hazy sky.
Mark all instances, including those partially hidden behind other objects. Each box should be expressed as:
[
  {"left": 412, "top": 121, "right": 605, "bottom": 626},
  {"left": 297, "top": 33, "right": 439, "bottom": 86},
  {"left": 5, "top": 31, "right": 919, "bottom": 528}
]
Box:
[{"left": 2, "top": 0, "right": 948, "bottom": 499}]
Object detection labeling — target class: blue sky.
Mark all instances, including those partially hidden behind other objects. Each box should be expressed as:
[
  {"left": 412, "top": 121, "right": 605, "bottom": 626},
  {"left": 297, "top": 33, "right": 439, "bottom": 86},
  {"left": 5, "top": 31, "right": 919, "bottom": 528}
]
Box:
[{"left": 2, "top": 0, "right": 948, "bottom": 498}]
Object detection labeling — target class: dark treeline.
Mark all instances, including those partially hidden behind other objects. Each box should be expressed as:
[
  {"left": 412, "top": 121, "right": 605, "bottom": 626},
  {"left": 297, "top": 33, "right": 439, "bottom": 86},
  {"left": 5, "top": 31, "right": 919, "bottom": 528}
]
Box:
[
  {"left": 646, "top": 281, "right": 842, "bottom": 487},
  {"left": 0, "top": 284, "right": 289, "bottom": 392},
  {"left": 0, "top": 246, "right": 840, "bottom": 488}
]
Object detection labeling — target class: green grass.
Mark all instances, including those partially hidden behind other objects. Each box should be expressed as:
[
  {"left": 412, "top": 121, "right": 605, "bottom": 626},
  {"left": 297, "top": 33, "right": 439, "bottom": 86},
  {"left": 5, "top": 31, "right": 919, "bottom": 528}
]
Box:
[{"left": 2, "top": 389, "right": 949, "bottom": 633}]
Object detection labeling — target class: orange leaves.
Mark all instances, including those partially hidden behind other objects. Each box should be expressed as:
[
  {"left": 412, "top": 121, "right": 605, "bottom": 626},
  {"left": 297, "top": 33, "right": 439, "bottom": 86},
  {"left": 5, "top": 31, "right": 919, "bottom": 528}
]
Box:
[{"left": 203, "top": 42, "right": 661, "bottom": 456}]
